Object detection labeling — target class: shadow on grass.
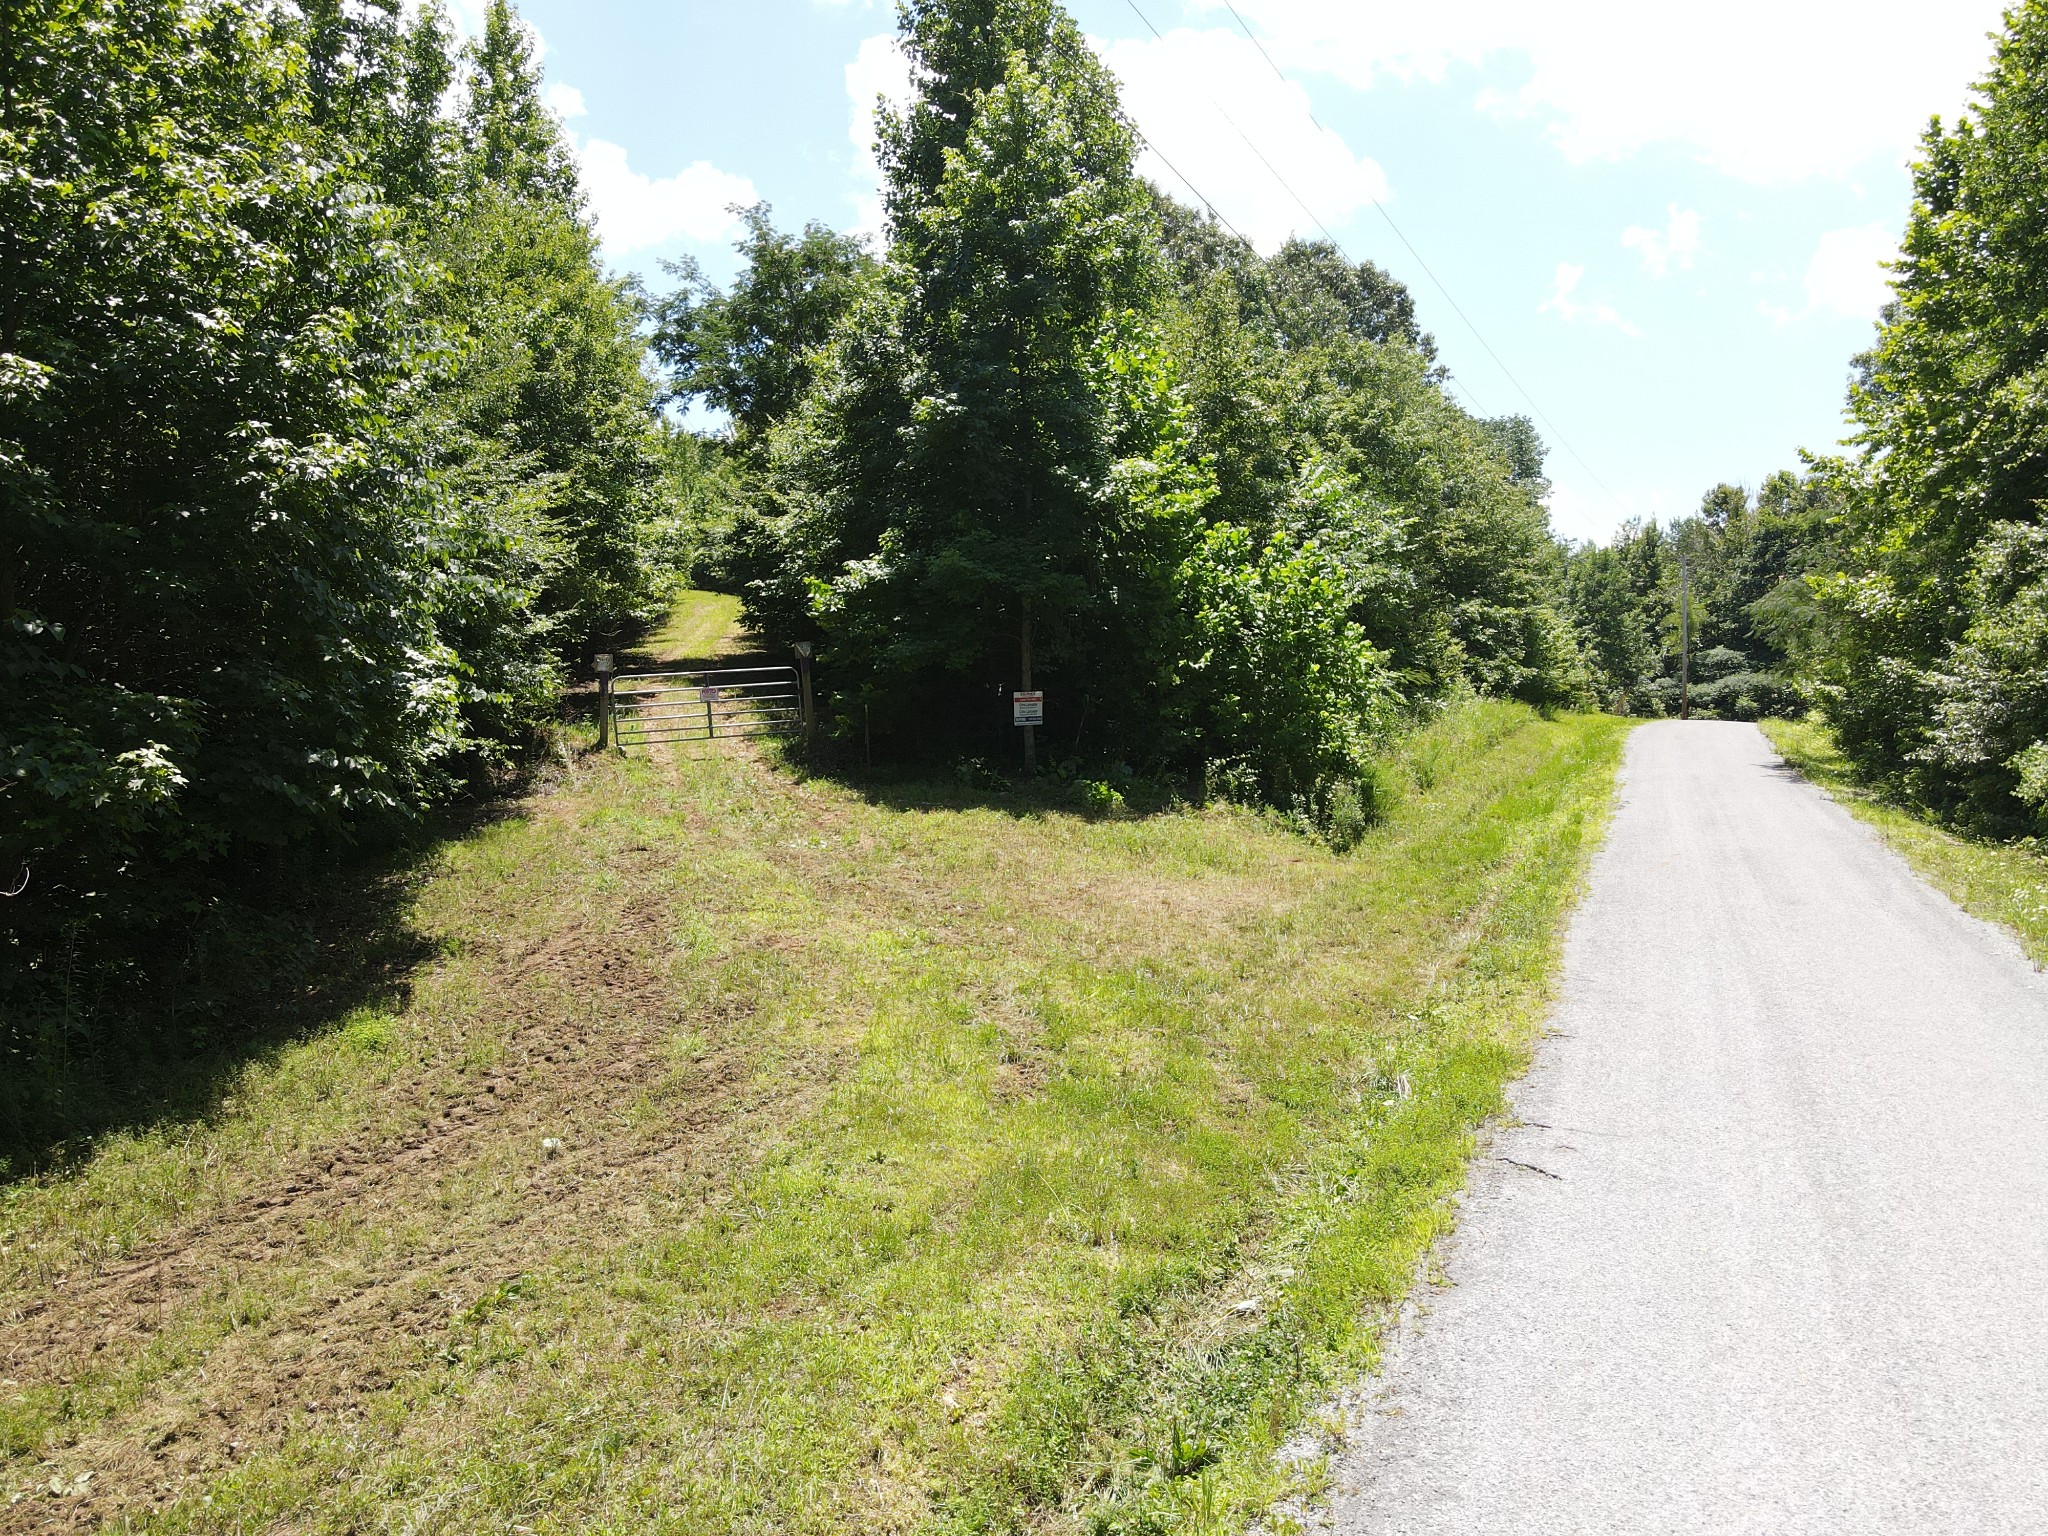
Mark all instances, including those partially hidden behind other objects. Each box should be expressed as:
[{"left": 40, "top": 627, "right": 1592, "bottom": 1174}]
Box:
[
  {"left": 787, "top": 740, "right": 1194, "bottom": 825},
  {"left": 610, "top": 634, "right": 780, "bottom": 675},
  {"left": 0, "top": 791, "right": 536, "bottom": 1187},
  {"left": 1763, "top": 718, "right": 1916, "bottom": 810}
]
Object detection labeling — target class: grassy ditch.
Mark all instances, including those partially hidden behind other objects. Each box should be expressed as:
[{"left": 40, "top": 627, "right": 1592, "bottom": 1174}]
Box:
[
  {"left": 1764, "top": 718, "right": 2048, "bottom": 966},
  {"left": 2, "top": 649, "right": 1628, "bottom": 1534}
]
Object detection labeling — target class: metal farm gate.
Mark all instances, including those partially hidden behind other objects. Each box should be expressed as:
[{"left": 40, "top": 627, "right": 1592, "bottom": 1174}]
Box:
[{"left": 600, "top": 664, "right": 811, "bottom": 750}]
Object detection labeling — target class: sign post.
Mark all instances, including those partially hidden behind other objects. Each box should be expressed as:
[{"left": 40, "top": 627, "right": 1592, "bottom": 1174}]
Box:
[
  {"left": 594, "top": 653, "right": 615, "bottom": 750},
  {"left": 1678, "top": 555, "right": 1692, "bottom": 721},
  {"left": 1019, "top": 601, "right": 1037, "bottom": 773}
]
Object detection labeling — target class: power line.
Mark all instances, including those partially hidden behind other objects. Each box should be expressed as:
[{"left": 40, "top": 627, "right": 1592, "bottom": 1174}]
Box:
[
  {"left": 1119, "top": 0, "right": 1624, "bottom": 511},
  {"left": 1131, "top": 125, "right": 1255, "bottom": 250},
  {"left": 1050, "top": 26, "right": 1260, "bottom": 259},
  {"left": 1218, "top": 0, "right": 1289, "bottom": 84}
]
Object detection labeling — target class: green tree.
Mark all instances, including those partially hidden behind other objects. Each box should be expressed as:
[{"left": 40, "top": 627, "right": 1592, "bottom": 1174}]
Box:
[
  {"left": 1162, "top": 222, "right": 1577, "bottom": 710},
  {"left": 1698, "top": 481, "right": 1747, "bottom": 532},
  {"left": 2, "top": 0, "right": 459, "bottom": 962},
  {"left": 656, "top": 205, "right": 876, "bottom": 442},
  {"left": 1265, "top": 237, "right": 1434, "bottom": 358},
  {"left": 1564, "top": 470, "right": 1837, "bottom": 719},
  {"left": 744, "top": 1, "right": 1586, "bottom": 803},
  {"left": 3, "top": 0, "right": 679, "bottom": 1059},
  {"left": 766, "top": 0, "right": 1176, "bottom": 751},
  {"left": 1566, "top": 542, "right": 1659, "bottom": 709},
  {"left": 460, "top": 0, "right": 576, "bottom": 202},
  {"left": 413, "top": 0, "right": 667, "bottom": 650},
  {"left": 1287, "top": 332, "right": 1577, "bottom": 701},
  {"left": 415, "top": 187, "right": 664, "bottom": 648},
  {"left": 1811, "top": 0, "right": 2048, "bottom": 822}
]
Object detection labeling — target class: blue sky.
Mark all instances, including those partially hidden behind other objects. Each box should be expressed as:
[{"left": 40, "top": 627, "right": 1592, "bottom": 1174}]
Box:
[{"left": 454, "top": 0, "right": 2011, "bottom": 543}]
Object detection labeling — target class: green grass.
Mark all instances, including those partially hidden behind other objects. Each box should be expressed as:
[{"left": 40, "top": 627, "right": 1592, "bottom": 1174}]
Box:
[
  {"left": 639, "top": 588, "right": 748, "bottom": 664},
  {"left": 1764, "top": 718, "right": 2048, "bottom": 964},
  {"left": 2, "top": 679, "right": 1629, "bottom": 1533}
]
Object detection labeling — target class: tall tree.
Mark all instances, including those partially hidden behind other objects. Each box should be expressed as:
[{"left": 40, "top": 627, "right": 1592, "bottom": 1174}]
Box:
[
  {"left": 770, "top": 0, "right": 1173, "bottom": 740},
  {"left": 743, "top": 1, "right": 1588, "bottom": 804},
  {"left": 1813, "top": 0, "right": 2048, "bottom": 824},
  {"left": 423, "top": 0, "right": 664, "bottom": 646},
  {"left": 461, "top": 0, "right": 577, "bottom": 203},
  {"left": 3, "top": 0, "right": 681, "bottom": 1056},
  {"left": 1265, "top": 238, "right": 1434, "bottom": 358},
  {"left": 2, "top": 0, "right": 457, "bottom": 953},
  {"left": 655, "top": 206, "right": 876, "bottom": 441}
]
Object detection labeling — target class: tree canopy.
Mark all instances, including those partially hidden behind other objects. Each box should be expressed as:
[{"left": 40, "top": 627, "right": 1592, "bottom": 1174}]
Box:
[
  {"left": 3, "top": 0, "right": 1621, "bottom": 1049},
  {"left": 3, "top": 0, "right": 679, "bottom": 1026},
  {"left": 1562, "top": 473, "right": 1837, "bottom": 721},
  {"left": 710, "top": 0, "right": 1584, "bottom": 822},
  {"left": 1806, "top": 0, "right": 2048, "bottom": 829}
]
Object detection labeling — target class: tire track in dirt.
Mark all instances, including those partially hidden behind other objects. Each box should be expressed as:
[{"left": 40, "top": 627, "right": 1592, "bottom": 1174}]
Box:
[
  {"left": 4, "top": 754, "right": 1288, "bottom": 1528},
  {"left": 3, "top": 837, "right": 849, "bottom": 1530}
]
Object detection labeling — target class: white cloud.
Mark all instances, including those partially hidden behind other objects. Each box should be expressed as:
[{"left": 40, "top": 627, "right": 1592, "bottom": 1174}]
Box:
[
  {"left": 434, "top": 0, "right": 486, "bottom": 38},
  {"left": 423, "top": 7, "right": 752, "bottom": 262},
  {"left": 1202, "top": 0, "right": 2008, "bottom": 183},
  {"left": 572, "top": 138, "right": 757, "bottom": 256},
  {"left": 1622, "top": 206, "right": 1700, "bottom": 277},
  {"left": 1097, "top": 30, "right": 1386, "bottom": 254},
  {"left": 1541, "top": 263, "right": 1642, "bottom": 337},
  {"left": 846, "top": 33, "right": 915, "bottom": 237},
  {"left": 1804, "top": 223, "right": 1896, "bottom": 318},
  {"left": 841, "top": 28, "right": 1386, "bottom": 254}
]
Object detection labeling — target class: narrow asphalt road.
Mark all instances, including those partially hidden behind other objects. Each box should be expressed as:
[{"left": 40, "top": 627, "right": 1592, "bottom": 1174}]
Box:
[{"left": 1333, "top": 720, "right": 2048, "bottom": 1534}]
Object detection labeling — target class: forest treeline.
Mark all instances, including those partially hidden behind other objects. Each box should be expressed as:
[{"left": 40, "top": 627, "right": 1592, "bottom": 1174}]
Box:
[
  {"left": 667, "top": 0, "right": 1584, "bottom": 821},
  {"left": 4, "top": 0, "right": 697, "bottom": 1050},
  {"left": 8, "top": 0, "right": 2048, "bottom": 1061}
]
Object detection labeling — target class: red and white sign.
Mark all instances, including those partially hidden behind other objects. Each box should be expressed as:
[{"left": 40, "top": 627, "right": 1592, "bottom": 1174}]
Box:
[{"left": 1012, "top": 690, "right": 1044, "bottom": 727}]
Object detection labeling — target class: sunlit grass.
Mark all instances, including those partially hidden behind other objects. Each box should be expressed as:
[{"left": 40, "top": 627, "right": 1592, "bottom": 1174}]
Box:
[
  {"left": 3, "top": 682, "right": 1629, "bottom": 1533},
  {"left": 640, "top": 588, "right": 747, "bottom": 665}
]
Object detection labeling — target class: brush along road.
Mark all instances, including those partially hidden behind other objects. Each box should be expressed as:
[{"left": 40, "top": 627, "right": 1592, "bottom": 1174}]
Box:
[{"left": 1334, "top": 720, "right": 2048, "bottom": 1533}]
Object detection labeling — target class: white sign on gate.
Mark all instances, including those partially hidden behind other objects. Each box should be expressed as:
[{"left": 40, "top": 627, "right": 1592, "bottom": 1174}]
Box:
[{"left": 1013, "top": 690, "right": 1044, "bottom": 727}]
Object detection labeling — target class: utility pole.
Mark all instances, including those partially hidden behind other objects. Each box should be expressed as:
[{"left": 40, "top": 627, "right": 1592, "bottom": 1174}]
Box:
[
  {"left": 1020, "top": 597, "right": 1036, "bottom": 774},
  {"left": 1678, "top": 554, "right": 1692, "bottom": 721}
]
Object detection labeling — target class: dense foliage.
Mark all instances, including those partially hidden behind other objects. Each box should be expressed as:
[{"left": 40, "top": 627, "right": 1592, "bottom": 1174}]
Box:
[
  {"left": 655, "top": 205, "right": 877, "bottom": 444},
  {"left": 701, "top": 0, "right": 1584, "bottom": 821},
  {"left": 1563, "top": 470, "right": 1838, "bottom": 721},
  {"left": 2, "top": 0, "right": 675, "bottom": 1044},
  {"left": 1807, "top": 0, "right": 2048, "bottom": 831}
]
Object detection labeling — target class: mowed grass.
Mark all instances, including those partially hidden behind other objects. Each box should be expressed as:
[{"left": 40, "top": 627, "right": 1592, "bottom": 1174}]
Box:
[
  {"left": 2, "top": 680, "right": 1629, "bottom": 1534},
  {"left": 1764, "top": 718, "right": 2048, "bottom": 965},
  {"left": 638, "top": 588, "right": 748, "bottom": 664}
]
